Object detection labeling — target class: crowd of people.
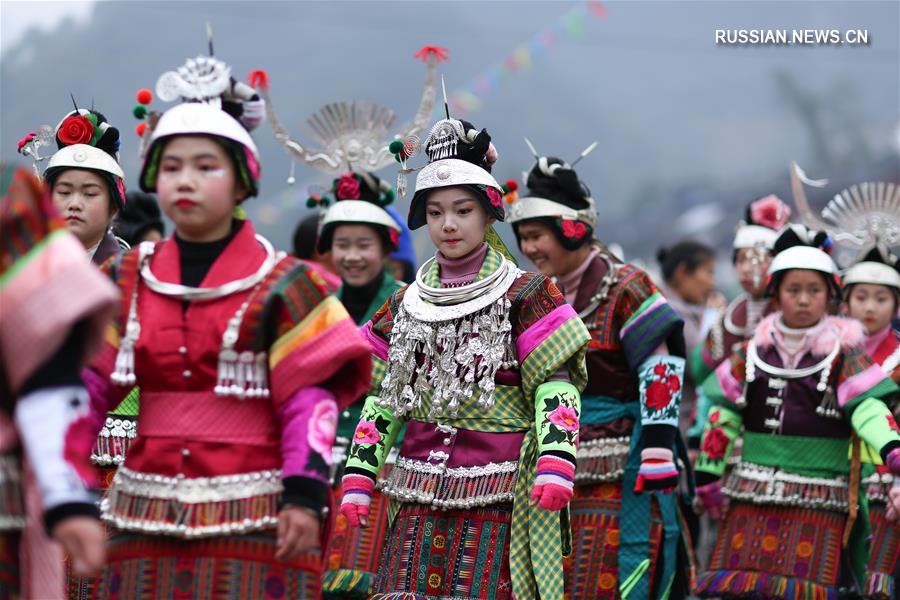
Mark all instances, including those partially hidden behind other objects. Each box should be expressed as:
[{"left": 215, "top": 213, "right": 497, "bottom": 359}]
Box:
[{"left": 1, "top": 42, "right": 899, "bottom": 600}]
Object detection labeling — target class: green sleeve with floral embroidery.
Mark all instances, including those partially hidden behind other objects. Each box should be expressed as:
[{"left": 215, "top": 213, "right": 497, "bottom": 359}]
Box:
[
  {"left": 694, "top": 404, "right": 743, "bottom": 478},
  {"left": 851, "top": 396, "right": 900, "bottom": 457},
  {"left": 534, "top": 380, "right": 581, "bottom": 461},
  {"left": 343, "top": 395, "right": 404, "bottom": 480}
]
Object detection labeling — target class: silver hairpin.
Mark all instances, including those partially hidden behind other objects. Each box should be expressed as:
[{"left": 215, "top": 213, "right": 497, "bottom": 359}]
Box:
[
  {"left": 523, "top": 137, "right": 540, "bottom": 160},
  {"left": 570, "top": 141, "right": 598, "bottom": 167}
]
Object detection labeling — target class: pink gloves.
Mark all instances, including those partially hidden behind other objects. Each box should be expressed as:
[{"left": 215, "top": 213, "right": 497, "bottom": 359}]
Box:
[
  {"left": 886, "top": 447, "right": 900, "bottom": 476},
  {"left": 339, "top": 473, "right": 374, "bottom": 527},
  {"left": 696, "top": 480, "right": 727, "bottom": 519},
  {"left": 531, "top": 455, "right": 575, "bottom": 511},
  {"left": 634, "top": 448, "right": 679, "bottom": 493}
]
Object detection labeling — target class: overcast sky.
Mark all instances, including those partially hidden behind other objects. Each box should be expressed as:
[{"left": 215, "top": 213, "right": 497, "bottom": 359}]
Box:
[{"left": 1, "top": 0, "right": 97, "bottom": 52}]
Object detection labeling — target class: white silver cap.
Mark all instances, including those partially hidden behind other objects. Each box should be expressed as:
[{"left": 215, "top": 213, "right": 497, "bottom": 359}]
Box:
[
  {"left": 768, "top": 245, "right": 836, "bottom": 277},
  {"left": 320, "top": 200, "right": 401, "bottom": 233},
  {"left": 414, "top": 158, "right": 500, "bottom": 194},
  {"left": 146, "top": 102, "right": 258, "bottom": 160},
  {"left": 45, "top": 144, "right": 125, "bottom": 180},
  {"left": 843, "top": 261, "right": 900, "bottom": 290},
  {"left": 734, "top": 224, "right": 779, "bottom": 250}
]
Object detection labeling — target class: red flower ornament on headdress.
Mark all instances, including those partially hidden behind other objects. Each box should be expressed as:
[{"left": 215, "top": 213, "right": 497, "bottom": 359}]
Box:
[
  {"left": 750, "top": 194, "right": 791, "bottom": 231},
  {"left": 486, "top": 186, "right": 503, "bottom": 209},
  {"left": 389, "top": 229, "right": 400, "bottom": 247},
  {"left": 58, "top": 114, "right": 94, "bottom": 146},
  {"left": 561, "top": 219, "right": 588, "bottom": 239},
  {"left": 336, "top": 173, "right": 361, "bottom": 200}
]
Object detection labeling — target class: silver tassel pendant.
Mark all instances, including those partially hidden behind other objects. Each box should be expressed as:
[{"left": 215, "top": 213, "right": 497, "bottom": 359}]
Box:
[
  {"left": 111, "top": 283, "right": 142, "bottom": 387},
  {"left": 214, "top": 348, "right": 239, "bottom": 396},
  {"left": 397, "top": 170, "right": 408, "bottom": 199}
]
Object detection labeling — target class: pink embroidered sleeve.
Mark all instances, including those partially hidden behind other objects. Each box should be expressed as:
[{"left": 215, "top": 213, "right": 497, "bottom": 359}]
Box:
[{"left": 277, "top": 386, "right": 337, "bottom": 484}]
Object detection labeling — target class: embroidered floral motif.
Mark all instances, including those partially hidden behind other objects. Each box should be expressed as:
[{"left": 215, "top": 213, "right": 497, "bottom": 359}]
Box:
[
  {"left": 645, "top": 362, "right": 681, "bottom": 412},
  {"left": 307, "top": 399, "right": 338, "bottom": 465},
  {"left": 639, "top": 356, "right": 684, "bottom": 427},
  {"left": 548, "top": 405, "right": 579, "bottom": 432},
  {"left": 353, "top": 421, "right": 381, "bottom": 445},
  {"left": 540, "top": 394, "right": 579, "bottom": 446},
  {"left": 887, "top": 413, "right": 900, "bottom": 433},
  {"left": 349, "top": 416, "right": 392, "bottom": 467},
  {"left": 701, "top": 427, "right": 730, "bottom": 461}
]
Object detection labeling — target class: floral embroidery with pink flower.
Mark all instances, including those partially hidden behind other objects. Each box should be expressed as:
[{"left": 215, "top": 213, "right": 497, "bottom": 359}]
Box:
[
  {"left": 307, "top": 399, "right": 338, "bottom": 464},
  {"left": 389, "top": 228, "right": 400, "bottom": 248},
  {"left": 561, "top": 219, "right": 587, "bottom": 239},
  {"left": 335, "top": 173, "right": 361, "bottom": 200},
  {"left": 353, "top": 420, "right": 382, "bottom": 445},
  {"left": 548, "top": 405, "right": 579, "bottom": 431},
  {"left": 485, "top": 186, "right": 503, "bottom": 209}
]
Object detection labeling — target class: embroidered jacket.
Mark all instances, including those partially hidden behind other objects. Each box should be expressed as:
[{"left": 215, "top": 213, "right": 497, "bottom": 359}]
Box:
[
  {"left": 344, "top": 247, "right": 590, "bottom": 600},
  {"left": 573, "top": 255, "right": 685, "bottom": 482},
  {"left": 84, "top": 220, "right": 372, "bottom": 538},
  {"left": 1, "top": 168, "right": 119, "bottom": 537},
  {"left": 696, "top": 314, "right": 900, "bottom": 512},
  {"left": 863, "top": 328, "right": 900, "bottom": 506}
]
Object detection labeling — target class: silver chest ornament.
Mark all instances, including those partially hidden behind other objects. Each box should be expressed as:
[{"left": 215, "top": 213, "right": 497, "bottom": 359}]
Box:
[{"left": 378, "top": 258, "right": 520, "bottom": 419}]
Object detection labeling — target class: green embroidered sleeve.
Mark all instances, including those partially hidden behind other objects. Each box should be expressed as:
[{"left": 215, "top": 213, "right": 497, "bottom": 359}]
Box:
[
  {"left": 694, "top": 404, "right": 743, "bottom": 478},
  {"left": 534, "top": 381, "right": 581, "bottom": 461},
  {"left": 851, "top": 396, "right": 900, "bottom": 457},
  {"left": 344, "top": 395, "right": 404, "bottom": 480}
]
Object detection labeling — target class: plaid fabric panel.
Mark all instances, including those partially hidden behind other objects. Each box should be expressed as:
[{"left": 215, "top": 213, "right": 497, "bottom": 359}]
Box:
[
  {"left": 369, "top": 355, "right": 387, "bottom": 398},
  {"left": 520, "top": 317, "right": 590, "bottom": 400}
]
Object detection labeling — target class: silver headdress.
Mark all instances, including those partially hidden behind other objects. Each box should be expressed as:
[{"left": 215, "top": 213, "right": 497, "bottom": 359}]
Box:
[
  {"left": 790, "top": 161, "right": 900, "bottom": 267},
  {"left": 259, "top": 46, "right": 443, "bottom": 177},
  {"left": 16, "top": 126, "right": 57, "bottom": 177},
  {"left": 792, "top": 162, "right": 900, "bottom": 290},
  {"left": 137, "top": 24, "right": 263, "bottom": 158}
]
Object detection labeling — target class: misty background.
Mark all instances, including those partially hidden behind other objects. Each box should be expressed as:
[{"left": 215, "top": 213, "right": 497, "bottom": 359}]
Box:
[{"left": 2, "top": 0, "right": 898, "bottom": 291}]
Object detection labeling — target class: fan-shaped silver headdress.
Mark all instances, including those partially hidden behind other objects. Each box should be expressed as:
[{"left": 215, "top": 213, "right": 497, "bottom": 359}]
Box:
[
  {"left": 790, "top": 161, "right": 900, "bottom": 267},
  {"left": 258, "top": 46, "right": 444, "bottom": 176}
]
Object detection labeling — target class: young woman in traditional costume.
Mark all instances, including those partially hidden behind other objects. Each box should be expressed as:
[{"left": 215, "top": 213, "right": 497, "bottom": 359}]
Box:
[
  {"left": 17, "top": 107, "right": 131, "bottom": 266},
  {"left": 80, "top": 55, "right": 372, "bottom": 596},
  {"left": 507, "top": 152, "right": 692, "bottom": 599},
  {"left": 843, "top": 246, "right": 900, "bottom": 599},
  {"left": 315, "top": 172, "right": 406, "bottom": 597},
  {"left": 0, "top": 167, "right": 118, "bottom": 598},
  {"left": 694, "top": 224, "right": 900, "bottom": 598},
  {"left": 688, "top": 195, "right": 791, "bottom": 443},
  {"left": 338, "top": 115, "right": 591, "bottom": 599},
  {"left": 17, "top": 104, "right": 134, "bottom": 598},
  {"left": 255, "top": 48, "right": 443, "bottom": 597}
]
